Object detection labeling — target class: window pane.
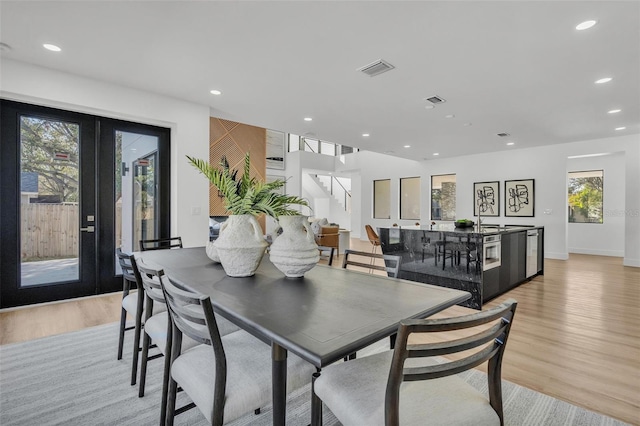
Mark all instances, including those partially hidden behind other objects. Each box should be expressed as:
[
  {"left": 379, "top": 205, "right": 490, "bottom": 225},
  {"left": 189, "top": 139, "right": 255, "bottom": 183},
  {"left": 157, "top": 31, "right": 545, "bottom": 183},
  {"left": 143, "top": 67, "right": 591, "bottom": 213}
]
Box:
[
  {"left": 431, "top": 174, "right": 456, "bottom": 220},
  {"left": 20, "top": 116, "right": 80, "bottom": 286},
  {"left": 304, "top": 138, "right": 318, "bottom": 153},
  {"left": 288, "top": 134, "right": 300, "bottom": 152},
  {"left": 320, "top": 141, "right": 335, "bottom": 156},
  {"left": 400, "top": 177, "right": 420, "bottom": 220},
  {"left": 568, "top": 170, "right": 603, "bottom": 223},
  {"left": 373, "top": 179, "right": 391, "bottom": 219}
]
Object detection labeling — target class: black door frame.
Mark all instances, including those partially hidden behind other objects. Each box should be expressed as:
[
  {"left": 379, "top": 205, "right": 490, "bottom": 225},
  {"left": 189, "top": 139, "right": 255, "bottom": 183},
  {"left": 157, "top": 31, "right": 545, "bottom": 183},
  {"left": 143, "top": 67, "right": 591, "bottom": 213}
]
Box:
[
  {"left": 97, "top": 118, "right": 171, "bottom": 294},
  {"left": 0, "top": 100, "right": 171, "bottom": 308}
]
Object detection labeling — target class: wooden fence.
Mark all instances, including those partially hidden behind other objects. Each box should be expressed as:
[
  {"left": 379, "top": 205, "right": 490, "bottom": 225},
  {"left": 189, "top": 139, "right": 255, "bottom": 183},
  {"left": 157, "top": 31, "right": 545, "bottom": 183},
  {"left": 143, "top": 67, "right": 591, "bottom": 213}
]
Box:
[
  {"left": 20, "top": 203, "right": 123, "bottom": 260},
  {"left": 21, "top": 204, "right": 79, "bottom": 260}
]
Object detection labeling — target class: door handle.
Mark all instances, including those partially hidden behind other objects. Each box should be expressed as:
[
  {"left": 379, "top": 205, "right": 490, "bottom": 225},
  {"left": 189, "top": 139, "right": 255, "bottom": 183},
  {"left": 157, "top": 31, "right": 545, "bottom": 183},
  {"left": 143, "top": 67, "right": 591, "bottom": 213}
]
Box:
[{"left": 80, "top": 226, "right": 95, "bottom": 233}]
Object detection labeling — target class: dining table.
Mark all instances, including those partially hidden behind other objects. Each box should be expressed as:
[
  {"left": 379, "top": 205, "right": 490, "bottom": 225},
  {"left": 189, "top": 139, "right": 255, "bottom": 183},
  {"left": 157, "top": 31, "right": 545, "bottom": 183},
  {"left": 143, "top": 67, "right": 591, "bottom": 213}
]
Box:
[{"left": 137, "top": 246, "right": 471, "bottom": 426}]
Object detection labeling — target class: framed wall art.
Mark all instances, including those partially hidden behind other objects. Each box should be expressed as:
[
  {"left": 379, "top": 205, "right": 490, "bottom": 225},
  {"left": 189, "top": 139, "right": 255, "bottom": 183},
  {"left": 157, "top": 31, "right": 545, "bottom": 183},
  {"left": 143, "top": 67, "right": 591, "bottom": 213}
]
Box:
[
  {"left": 505, "top": 179, "right": 534, "bottom": 217},
  {"left": 266, "top": 129, "right": 286, "bottom": 170},
  {"left": 473, "top": 181, "right": 500, "bottom": 217}
]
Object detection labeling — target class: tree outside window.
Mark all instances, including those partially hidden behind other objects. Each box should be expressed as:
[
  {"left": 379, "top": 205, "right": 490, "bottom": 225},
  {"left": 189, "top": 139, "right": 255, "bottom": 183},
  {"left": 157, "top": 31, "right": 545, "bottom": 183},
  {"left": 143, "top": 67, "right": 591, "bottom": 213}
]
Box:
[{"left": 568, "top": 170, "right": 603, "bottom": 223}]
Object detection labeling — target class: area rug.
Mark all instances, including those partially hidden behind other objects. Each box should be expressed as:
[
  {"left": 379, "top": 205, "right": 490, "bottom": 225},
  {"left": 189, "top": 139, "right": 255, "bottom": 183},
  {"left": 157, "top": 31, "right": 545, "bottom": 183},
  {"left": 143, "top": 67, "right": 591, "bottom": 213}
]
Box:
[{"left": 0, "top": 323, "right": 628, "bottom": 426}]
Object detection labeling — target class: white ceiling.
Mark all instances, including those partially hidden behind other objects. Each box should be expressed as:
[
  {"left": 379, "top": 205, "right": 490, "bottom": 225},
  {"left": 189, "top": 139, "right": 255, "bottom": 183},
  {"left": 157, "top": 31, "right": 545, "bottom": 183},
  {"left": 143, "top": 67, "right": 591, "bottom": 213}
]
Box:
[{"left": 1, "top": 1, "right": 638, "bottom": 160}]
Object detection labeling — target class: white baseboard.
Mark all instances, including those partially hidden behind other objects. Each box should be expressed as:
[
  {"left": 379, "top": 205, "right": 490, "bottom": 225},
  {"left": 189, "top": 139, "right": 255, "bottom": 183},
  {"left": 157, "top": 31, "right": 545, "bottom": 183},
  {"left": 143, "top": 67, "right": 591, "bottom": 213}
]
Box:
[
  {"left": 623, "top": 258, "right": 640, "bottom": 268},
  {"left": 545, "top": 252, "right": 569, "bottom": 260},
  {"left": 569, "top": 248, "right": 625, "bottom": 257}
]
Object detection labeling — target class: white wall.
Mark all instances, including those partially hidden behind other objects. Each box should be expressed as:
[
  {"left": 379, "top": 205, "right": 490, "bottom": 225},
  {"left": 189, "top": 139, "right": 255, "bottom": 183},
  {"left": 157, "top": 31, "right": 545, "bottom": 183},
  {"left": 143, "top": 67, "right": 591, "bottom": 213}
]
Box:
[
  {"left": 567, "top": 153, "right": 625, "bottom": 257},
  {"left": 351, "top": 134, "right": 640, "bottom": 266},
  {"left": 1, "top": 59, "right": 211, "bottom": 247}
]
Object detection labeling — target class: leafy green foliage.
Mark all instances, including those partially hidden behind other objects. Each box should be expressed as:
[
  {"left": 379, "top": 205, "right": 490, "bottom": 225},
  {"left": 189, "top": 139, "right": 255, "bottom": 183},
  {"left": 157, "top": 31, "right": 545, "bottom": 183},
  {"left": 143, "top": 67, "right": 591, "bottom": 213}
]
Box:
[
  {"left": 186, "top": 153, "right": 309, "bottom": 217},
  {"left": 21, "top": 117, "right": 79, "bottom": 202},
  {"left": 568, "top": 175, "right": 603, "bottom": 223}
]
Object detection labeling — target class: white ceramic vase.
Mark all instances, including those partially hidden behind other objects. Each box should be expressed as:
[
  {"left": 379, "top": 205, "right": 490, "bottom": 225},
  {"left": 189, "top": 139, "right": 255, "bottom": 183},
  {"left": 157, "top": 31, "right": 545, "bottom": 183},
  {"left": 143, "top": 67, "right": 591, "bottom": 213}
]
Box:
[
  {"left": 269, "top": 215, "right": 320, "bottom": 278},
  {"left": 214, "top": 214, "right": 268, "bottom": 277},
  {"left": 205, "top": 240, "right": 220, "bottom": 262}
]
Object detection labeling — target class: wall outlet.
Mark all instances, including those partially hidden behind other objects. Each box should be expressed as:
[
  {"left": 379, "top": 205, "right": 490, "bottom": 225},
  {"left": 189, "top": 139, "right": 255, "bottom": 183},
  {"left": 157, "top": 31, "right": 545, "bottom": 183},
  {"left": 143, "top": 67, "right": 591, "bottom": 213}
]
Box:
[
  {"left": 191, "top": 206, "right": 201, "bottom": 216},
  {"left": 543, "top": 209, "right": 553, "bottom": 215}
]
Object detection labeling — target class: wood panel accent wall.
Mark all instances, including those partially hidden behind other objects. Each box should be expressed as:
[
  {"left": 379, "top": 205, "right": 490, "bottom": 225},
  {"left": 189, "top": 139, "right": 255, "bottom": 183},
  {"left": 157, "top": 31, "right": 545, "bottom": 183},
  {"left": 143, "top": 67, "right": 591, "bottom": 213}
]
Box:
[{"left": 209, "top": 117, "right": 266, "bottom": 227}]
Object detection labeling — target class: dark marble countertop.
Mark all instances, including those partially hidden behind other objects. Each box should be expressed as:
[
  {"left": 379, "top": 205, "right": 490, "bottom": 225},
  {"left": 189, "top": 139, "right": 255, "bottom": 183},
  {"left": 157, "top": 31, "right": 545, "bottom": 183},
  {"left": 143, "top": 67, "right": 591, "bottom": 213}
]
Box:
[{"left": 378, "top": 225, "right": 543, "bottom": 236}]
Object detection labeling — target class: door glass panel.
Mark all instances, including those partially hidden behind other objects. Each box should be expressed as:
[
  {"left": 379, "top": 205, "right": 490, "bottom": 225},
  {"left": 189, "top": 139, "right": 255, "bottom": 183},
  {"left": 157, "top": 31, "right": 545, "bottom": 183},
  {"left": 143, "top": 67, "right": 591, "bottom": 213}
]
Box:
[
  {"left": 20, "top": 116, "right": 80, "bottom": 286},
  {"left": 115, "top": 131, "right": 159, "bottom": 272}
]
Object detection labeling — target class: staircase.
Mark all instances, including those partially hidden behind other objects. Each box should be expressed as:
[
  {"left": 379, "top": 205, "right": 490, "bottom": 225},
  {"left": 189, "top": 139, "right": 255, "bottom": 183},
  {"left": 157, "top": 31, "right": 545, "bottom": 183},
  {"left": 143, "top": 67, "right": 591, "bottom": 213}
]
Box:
[{"left": 313, "top": 174, "right": 351, "bottom": 213}]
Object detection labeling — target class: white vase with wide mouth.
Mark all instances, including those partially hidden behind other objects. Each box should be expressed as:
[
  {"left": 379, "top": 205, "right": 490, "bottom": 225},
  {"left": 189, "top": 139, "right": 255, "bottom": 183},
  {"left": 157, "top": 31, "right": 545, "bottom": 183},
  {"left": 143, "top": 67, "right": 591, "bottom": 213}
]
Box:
[
  {"left": 214, "top": 214, "right": 268, "bottom": 277},
  {"left": 269, "top": 215, "right": 319, "bottom": 278}
]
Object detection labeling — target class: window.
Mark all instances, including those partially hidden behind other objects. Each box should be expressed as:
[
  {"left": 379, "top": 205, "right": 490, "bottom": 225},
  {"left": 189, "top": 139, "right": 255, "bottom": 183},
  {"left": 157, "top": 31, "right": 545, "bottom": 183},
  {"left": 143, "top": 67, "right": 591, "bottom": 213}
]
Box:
[
  {"left": 304, "top": 138, "right": 319, "bottom": 153},
  {"left": 288, "top": 134, "right": 300, "bottom": 152},
  {"left": 431, "top": 174, "right": 456, "bottom": 220},
  {"left": 400, "top": 177, "right": 420, "bottom": 220},
  {"left": 373, "top": 179, "right": 391, "bottom": 219},
  {"left": 568, "top": 170, "right": 603, "bottom": 223}
]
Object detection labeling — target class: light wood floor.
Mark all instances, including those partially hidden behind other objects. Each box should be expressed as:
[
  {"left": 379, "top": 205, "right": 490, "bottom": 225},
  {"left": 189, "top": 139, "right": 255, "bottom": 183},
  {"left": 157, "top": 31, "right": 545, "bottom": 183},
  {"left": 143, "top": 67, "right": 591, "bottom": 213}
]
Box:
[{"left": 1, "top": 239, "right": 638, "bottom": 425}]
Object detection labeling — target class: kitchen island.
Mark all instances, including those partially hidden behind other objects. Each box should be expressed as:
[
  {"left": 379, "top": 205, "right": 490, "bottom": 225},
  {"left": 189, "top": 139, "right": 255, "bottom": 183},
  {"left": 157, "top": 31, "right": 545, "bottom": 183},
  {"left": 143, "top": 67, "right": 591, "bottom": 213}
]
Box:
[{"left": 378, "top": 225, "right": 544, "bottom": 309}]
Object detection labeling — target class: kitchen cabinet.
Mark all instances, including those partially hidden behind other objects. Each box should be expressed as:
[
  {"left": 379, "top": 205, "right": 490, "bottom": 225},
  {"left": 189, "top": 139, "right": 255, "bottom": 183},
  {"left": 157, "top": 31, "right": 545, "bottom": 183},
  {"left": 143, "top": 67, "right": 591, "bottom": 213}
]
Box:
[{"left": 499, "top": 230, "right": 526, "bottom": 294}]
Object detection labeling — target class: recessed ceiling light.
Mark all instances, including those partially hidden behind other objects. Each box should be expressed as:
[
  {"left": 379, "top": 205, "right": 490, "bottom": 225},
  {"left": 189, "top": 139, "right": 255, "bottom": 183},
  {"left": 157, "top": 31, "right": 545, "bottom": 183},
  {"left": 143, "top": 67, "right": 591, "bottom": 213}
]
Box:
[
  {"left": 304, "top": 117, "right": 313, "bottom": 122},
  {"left": 403, "top": 145, "right": 411, "bottom": 148},
  {"left": 576, "top": 20, "right": 597, "bottom": 30},
  {"left": 209, "top": 89, "right": 222, "bottom": 95},
  {"left": 595, "top": 77, "right": 612, "bottom": 84},
  {"left": 615, "top": 126, "right": 626, "bottom": 131},
  {"left": 445, "top": 114, "right": 455, "bottom": 119},
  {"left": 506, "top": 142, "right": 515, "bottom": 146},
  {"left": 433, "top": 153, "right": 439, "bottom": 156},
  {"left": 425, "top": 104, "right": 434, "bottom": 110},
  {"left": 608, "top": 109, "right": 621, "bottom": 114},
  {"left": 362, "top": 133, "right": 370, "bottom": 137},
  {"left": 463, "top": 122, "right": 472, "bottom": 127},
  {"left": 43, "top": 43, "right": 61, "bottom": 52}
]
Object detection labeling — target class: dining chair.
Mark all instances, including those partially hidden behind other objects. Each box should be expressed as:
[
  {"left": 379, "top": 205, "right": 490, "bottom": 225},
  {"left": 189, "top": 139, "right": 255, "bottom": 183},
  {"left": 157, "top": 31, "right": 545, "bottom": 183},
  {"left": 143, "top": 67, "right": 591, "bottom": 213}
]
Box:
[
  {"left": 136, "top": 260, "right": 242, "bottom": 426},
  {"left": 161, "top": 274, "right": 316, "bottom": 426},
  {"left": 341, "top": 250, "right": 403, "bottom": 360},
  {"left": 342, "top": 249, "right": 402, "bottom": 278},
  {"left": 311, "top": 299, "right": 518, "bottom": 426},
  {"left": 139, "top": 236, "right": 183, "bottom": 251},
  {"left": 116, "top": 248, "right": 166, "bottom": 386},
  {"left": 365, "top": 225, "right": 381, "bottom": 253}
]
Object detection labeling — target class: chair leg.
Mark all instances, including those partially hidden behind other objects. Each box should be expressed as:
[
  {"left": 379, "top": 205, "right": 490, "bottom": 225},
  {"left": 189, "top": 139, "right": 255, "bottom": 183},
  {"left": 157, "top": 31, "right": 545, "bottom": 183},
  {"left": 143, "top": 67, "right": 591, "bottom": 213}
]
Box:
[
  {"left": 158, "top": 330, "right": 172, "bottom": 426},
  {"left": 139, "top": 332, "right": 150, "bottom": 397},
  {"left": 311, "top": 372, "right": 323, "bottom": 426},
  {"left": 117, "top": 306, "right": 127, "bottom": 360},
  {"left": 131, "top": 293, "right": 144, "bottom": 386}
]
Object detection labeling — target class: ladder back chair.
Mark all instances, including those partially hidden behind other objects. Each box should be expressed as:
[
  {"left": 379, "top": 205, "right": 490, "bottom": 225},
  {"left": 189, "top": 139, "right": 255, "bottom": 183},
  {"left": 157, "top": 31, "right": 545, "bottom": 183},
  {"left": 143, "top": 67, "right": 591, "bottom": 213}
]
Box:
[
  {"left": 116, "top": 248, "right": 166, "bottom": 385},
  {"left": 160, "top": 274, "right": 315, "bottom": 426},
  {"left": 136, "top": 259, "right": 242, "bottom": 426},
  {"left": 140, "top": 236, "right": 183, "bottom": 251},
  {"left": 311, "top": 299, "right": 518, "bottom": 426},
  {"left": 342, "top": 250, "right": 402, "bottom": 278},
  {"left": 342, "top": 250, "right": 403, "bottom": 359}
]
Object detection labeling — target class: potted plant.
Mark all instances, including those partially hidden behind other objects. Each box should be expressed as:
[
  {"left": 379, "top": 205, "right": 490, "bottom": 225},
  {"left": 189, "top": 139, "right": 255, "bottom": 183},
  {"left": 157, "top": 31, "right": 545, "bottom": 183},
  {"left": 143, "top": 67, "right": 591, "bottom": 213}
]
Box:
[{"left": 187, "top": 153, "right": 312, "bottom": 277}]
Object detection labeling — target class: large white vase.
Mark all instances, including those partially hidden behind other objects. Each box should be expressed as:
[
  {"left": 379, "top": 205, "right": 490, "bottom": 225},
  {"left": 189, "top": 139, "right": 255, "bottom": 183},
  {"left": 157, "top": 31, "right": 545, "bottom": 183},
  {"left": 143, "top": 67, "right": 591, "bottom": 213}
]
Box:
[
  {"left": 214, "top": 214, "right": 268, "bottom": 277},
  {"left": 269, "top": 215, "right": 320, "bottom": 278}
]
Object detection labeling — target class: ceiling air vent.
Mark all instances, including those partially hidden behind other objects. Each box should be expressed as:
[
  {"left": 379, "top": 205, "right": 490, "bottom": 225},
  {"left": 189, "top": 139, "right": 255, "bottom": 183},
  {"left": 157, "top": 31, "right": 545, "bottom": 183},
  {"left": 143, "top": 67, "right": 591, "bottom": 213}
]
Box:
[
  {"left": 425, "top": 95, "right": 446, "bottom": 105},
  {"left": 497, "top": 132, "right": 510, "bottom": 137},
  {"left": 357, "top": 59, "right": 395, "bottom": 77}
]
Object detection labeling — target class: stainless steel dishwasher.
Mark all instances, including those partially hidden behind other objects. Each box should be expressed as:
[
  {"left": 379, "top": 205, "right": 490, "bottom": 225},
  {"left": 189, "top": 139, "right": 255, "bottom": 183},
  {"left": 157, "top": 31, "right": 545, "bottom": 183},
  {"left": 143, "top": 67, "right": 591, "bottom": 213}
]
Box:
[{"left": 526, "top": 229, "right": 539, "bottom": 278}]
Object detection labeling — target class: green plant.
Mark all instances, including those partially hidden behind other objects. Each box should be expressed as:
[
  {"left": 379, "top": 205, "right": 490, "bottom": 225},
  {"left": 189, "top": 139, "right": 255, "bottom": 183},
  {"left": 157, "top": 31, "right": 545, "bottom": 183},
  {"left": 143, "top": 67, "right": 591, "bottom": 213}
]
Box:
[{"left": 186, "top": 153, "right": 309, "bottom": 217}]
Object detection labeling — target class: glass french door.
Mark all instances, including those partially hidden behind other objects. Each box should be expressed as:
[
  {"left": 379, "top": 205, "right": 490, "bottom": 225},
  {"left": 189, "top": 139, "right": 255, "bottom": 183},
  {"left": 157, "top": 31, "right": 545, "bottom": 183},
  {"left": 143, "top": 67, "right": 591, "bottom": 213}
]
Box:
[{"left": 0, "top": 100, "right": 170, "bottom": 308}]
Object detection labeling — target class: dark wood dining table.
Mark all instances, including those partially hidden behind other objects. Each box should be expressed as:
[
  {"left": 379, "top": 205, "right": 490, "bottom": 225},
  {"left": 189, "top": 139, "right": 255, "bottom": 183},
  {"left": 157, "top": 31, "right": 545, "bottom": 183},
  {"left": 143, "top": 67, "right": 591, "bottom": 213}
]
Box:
[{"left": 137, "top": 247, "right": 470, "bottom": 426}]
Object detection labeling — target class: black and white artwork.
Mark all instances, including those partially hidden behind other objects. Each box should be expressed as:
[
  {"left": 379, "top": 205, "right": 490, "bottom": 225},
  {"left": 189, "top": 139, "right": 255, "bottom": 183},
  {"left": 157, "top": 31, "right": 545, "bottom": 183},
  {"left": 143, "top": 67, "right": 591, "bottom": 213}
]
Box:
[
  {"left": 266, "top": 129, "right": 285, "bottom": 170},
  {"left": 505, "top": 179, "right": 534, "bottom": 217},
  {"left": 474, "top": 181, "right": 500, "bottom": 217}
]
